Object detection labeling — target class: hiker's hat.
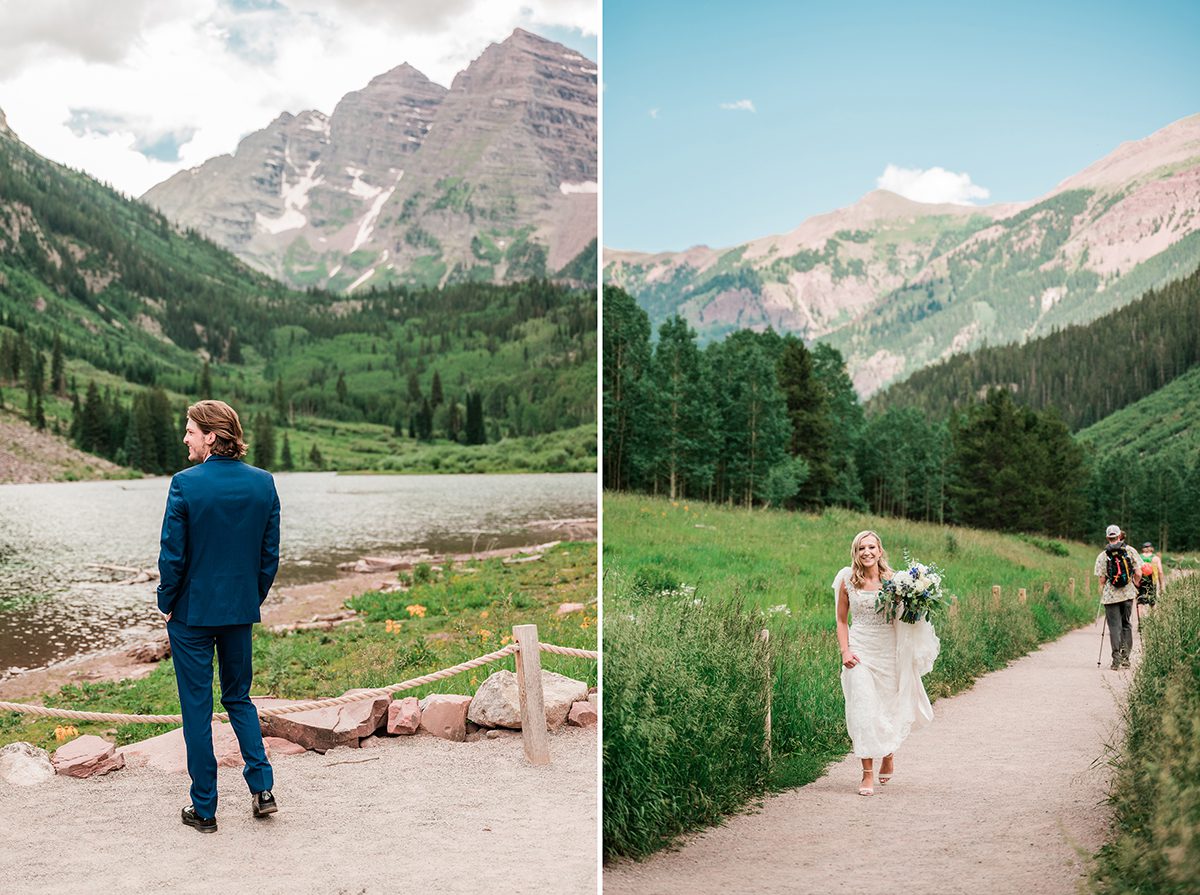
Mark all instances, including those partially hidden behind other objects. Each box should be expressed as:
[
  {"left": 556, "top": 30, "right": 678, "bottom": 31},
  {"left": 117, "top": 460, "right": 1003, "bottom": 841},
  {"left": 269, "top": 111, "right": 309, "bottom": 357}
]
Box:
[
  {"left": 1142, "top": 541, "right": 1153, "bottom": 548},
  {"left": 1105, "top": 524, "right": 1121, "bottom": 538}
]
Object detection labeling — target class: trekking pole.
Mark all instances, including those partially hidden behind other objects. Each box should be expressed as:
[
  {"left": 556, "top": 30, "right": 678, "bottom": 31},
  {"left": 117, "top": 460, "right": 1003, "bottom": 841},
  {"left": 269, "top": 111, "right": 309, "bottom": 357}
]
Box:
[{"left": 1097, "top": 610, "right": 1107, "bottom": 667}]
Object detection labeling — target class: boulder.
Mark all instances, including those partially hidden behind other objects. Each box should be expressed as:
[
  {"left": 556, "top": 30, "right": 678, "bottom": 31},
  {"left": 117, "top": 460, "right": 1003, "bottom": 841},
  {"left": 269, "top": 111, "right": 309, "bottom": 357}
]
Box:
[
  {"left": 567, "top": 701, "right": 598, "bottom": 728},
  {"left": 386, "top": 697, "right": 421, "bottom": 735},
  {"left": 418, "top": 694, "right": 472, "bottom": 742},
  {"left": 556, "top": 602, "right": 586, "bottom": 615},
  {"left": 256, "top": 690, "right": 390, "bottom": 754},
  {"left": 0, "top": 742, "right": 55, "bottom": 786},
  {"left": 125, "top": 637, "right": 171, "bottom": 663},
  {"left": 263, "top": 736, "right": 308, "bottom": 756},
  {"left": 467, "top": 670, "right": 589, "bottom": 730},
  {"left": 118, "top": 721, "right": 257, "bottom": 774},
  {"left": 53, "top": 735, "right": 125, "bottom": 778}
]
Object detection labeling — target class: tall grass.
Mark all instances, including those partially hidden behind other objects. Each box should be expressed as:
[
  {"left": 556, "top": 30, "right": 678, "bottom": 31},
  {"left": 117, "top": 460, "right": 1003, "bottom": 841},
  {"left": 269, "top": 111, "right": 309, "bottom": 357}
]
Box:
[
  {"left": 603, "top": 494, "right": 1100, "bottom": 860},
  {"left": 1091, "top": 577, "right": 1200, "bottom": 893}
]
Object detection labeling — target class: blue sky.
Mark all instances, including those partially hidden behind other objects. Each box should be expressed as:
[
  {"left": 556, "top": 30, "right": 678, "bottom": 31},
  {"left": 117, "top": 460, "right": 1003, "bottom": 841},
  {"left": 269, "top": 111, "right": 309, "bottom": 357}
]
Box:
[{"left": 603, "top": 0, "right": 1200, "bottom": 251}]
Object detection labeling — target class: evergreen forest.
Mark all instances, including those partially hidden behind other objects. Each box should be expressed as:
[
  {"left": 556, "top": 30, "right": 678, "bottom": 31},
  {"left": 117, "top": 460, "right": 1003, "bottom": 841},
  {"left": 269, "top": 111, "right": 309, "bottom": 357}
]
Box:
[{"left": 603, "top": 264, "right": 1200, "bottom": 551}]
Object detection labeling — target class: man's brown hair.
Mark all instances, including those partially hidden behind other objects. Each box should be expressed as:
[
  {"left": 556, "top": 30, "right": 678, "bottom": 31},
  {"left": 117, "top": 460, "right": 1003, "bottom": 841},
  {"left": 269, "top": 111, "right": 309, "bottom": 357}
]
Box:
[{"left": 188, "top": 400, "right": 248, "bottom": 459}]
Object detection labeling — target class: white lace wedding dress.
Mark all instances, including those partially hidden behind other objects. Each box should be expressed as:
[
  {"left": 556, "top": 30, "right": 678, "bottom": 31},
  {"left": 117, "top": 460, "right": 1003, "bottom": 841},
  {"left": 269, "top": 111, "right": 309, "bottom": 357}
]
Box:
[{"left": 835, "top": 568, "right": 939, "bottom": 759}]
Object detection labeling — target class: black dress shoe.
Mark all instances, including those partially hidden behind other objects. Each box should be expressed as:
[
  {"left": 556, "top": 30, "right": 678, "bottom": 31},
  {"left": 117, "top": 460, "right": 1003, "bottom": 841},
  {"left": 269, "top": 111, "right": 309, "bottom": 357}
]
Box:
[
  {"left": 182, "top": 806, "right": 217, "bottom": 833},
  {"left": 252, "top": 790, "right": 278, "bottom": 817}
]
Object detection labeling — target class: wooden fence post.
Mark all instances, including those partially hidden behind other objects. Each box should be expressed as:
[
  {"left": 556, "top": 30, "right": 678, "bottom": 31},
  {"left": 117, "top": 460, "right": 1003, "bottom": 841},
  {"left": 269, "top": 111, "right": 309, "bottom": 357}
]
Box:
[
  {"left": 1018, "top": 588, "right": 1027, "bottom": 605},
  {"left": 513, "top": 624, "right": 550, "bottom": 766},
  {"left": 760, "top": 629, "right": 772, "bottom": 764},
  {"left": 1069, "top": 578, "right": 1076, "bottom": 597},
  {"left": 991, "top": 585, "right": 1001, "bottom": 610}
]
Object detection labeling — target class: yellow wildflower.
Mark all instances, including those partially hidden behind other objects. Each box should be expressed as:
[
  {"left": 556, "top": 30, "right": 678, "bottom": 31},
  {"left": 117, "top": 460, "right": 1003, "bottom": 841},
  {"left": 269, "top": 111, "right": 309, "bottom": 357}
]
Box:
[
  {"left": 479, "top": 629, "right": 492, "bottom": 641},
  {"left": 480, "top": 610, "right": 489, "bottom": 619},
  {"left": 54, "top": 725, "right": 78, "bottom": 742},
  {"left": 405, "top": 604, "right": 427, "bottom": 618}
]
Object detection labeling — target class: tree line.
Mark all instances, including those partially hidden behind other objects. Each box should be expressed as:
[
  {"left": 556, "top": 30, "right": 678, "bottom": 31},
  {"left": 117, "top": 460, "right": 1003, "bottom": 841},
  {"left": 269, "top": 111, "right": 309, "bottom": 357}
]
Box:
[{"left": 604, "top": 284, "right": 1130, "bottom": 542}]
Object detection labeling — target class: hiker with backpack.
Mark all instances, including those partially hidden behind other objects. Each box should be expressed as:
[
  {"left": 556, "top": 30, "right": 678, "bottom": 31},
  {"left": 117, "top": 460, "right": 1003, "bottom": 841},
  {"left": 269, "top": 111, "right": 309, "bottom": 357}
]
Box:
[
  {"left": 1136, "top": 540, "right": 1164, "bottom": 608},
  {"left": 1094, "top": 524, "right": 1142, "bottom": 670}
]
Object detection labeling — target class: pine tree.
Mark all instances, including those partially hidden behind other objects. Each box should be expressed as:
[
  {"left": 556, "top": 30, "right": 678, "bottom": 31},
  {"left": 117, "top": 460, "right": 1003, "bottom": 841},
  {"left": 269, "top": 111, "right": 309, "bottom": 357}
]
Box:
[
  {"left": 465, "top": 391, "right": 486, "bottom": 445},
  {"left": 308, "top": 442, "right": 325, "bottom": 470},
  {"left": 253, "top": 413, "right": 276, "bottom": 469},
  {"left": 34, "top": 393, "right": 45, "bottom": 430},
  {"left": 280, "top": 432, "right": 294, "bottom": 471},
  {"left": 431, "top": 371, "right": 443, "bottom": 408},
  {"left": 336, "top": 372, "right": 348, "bottom": 404},
  {"left": 776, "top": 335, "right": 834, "bottom": 507},
  {"left": 648, "top": 316, "right": 717, "bottom": 499},
  {"left": 51, "top": 333, "right": 65, "bottom": 395},
  {"left": 602, "top": 286, "right": 653, "bottom": 491},
  {"left": 407, "top": 372, "right": 422, "bottom": 404},
  {"left": 199, "top": 361, "right": 212, "bottom": 399},
  {"left": 227, "top": 330, "right": 242, "bottom": 364},
  {"left": 273, "top": 377, "right": 286, "bottom": 422},
  {"left": 78, "top": 381, "right": 107, "bottom": 455}
]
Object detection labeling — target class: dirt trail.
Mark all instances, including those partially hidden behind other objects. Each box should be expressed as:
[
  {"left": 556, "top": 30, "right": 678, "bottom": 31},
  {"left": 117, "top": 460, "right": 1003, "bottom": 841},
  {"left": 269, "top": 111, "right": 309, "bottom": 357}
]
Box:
[
  {"left": 2, "top": 726, "right": 597, "bottom": 895},
  {"left": 605, "top": 621, "right": 1132, "bottom": 895}
]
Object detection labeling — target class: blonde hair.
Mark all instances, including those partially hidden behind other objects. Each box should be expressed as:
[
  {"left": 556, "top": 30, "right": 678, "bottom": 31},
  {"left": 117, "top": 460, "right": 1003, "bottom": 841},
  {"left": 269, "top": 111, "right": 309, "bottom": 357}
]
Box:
[
  {"left": 188, "top": 400, "right": 247, "bottom": 459},
  {"left": 849, "top": 530, "right": 893, "bottom": 589}
]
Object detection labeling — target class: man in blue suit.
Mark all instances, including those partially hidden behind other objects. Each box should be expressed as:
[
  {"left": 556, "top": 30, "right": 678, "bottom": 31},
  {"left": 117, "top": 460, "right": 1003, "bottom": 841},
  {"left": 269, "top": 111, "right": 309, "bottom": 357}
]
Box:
[{"left": 157, "top": 399, "right": 280, "bottom": 833}]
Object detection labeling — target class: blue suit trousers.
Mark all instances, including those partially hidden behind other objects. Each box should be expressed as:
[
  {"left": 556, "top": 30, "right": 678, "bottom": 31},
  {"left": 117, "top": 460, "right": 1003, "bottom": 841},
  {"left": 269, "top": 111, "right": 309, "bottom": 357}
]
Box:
[{"left": 166, "top": 620, "right": 273, "bottom": 817}]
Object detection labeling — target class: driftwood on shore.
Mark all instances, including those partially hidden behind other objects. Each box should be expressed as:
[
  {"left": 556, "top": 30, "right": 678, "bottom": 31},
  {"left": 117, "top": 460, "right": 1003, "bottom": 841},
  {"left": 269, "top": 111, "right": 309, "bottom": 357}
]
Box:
[{"left": 88, "top": 564, "right": 159, "bottom": 585}]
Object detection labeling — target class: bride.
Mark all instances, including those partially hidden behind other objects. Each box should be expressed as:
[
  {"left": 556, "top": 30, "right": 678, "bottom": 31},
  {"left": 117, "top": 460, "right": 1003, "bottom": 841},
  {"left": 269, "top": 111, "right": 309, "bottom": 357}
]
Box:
[{"left": 834, "top": 530, "right": 939, "bottom": 795}]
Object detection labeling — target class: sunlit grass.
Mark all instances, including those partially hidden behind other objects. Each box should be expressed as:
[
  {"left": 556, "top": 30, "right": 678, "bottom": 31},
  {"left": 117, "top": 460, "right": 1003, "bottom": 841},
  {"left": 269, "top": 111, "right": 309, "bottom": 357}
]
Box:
[{"left": 603, "top": 493, "right": 1100, "bottom": 860}]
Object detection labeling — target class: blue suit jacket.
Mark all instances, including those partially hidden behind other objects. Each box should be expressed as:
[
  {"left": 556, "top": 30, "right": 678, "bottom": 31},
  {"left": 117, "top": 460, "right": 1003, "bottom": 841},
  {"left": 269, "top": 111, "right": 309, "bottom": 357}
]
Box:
[{"left": 156, "top": 455, "right": 281, "bottom": 627}]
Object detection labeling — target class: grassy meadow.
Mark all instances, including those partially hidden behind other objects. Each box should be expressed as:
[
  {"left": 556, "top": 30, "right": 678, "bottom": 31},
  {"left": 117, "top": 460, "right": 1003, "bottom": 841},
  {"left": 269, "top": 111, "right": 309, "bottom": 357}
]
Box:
[
  {"left": 1091, "top": 575, "right": 1200, "bottom": 892},
  {"left": 602, "top": 493, "right": 1103, "bottom": 860},
  {"left": 0, "top": 543, "right": 596, "bottom": 753}
]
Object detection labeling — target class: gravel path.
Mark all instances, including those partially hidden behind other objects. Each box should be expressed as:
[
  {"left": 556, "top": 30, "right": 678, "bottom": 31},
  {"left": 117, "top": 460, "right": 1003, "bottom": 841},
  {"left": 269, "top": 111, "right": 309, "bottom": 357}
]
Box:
[
  {"left": 606, "top": 622, "right": 1131, "bottom": 895},
  {"left": 2, "top": 726, "right": 597, "bottom": 895}
]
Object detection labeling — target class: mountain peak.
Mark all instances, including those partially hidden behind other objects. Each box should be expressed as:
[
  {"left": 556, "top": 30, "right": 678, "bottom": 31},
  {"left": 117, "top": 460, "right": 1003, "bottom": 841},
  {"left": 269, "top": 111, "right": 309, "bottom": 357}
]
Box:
[
  {"left": 0, "top": 106, "right": 11, "bottom": 137},
  {"left": 366, "top": 62, "right": 438, "bottom": 91},
  {"left": 1051, "top": 112, "right": 1200, "bottom": 194}
]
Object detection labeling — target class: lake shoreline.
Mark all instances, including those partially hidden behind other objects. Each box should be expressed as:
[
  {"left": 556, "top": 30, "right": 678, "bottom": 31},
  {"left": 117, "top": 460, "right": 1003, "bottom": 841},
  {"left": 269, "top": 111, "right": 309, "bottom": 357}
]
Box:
[{"left": 0, "top": 524, "right": 597, "bottom": 703}]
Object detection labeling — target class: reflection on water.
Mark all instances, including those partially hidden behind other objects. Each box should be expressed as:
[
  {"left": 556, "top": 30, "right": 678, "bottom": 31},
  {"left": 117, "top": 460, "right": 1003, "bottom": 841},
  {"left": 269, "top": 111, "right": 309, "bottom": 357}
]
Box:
[{"left": 0, "top": 472, "right": 595, "bottom": 677}]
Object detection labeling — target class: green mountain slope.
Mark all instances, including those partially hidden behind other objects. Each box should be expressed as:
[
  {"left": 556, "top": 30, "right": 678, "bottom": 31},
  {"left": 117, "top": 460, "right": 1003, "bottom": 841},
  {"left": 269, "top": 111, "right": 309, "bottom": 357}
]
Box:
[
  {"left": 0, "top": 114, "right": 595, "bottom": 477},
  {"left": 870, "top": 263, "right": 1200, "bottom": 430},
  {"left": 1077, "top": 364, "right": 1200, "bottom": 463}
]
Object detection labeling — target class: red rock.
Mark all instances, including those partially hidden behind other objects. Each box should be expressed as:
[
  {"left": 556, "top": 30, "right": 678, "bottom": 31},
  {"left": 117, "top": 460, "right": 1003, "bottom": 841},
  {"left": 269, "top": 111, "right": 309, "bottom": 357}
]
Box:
[
  {"left": 256, "top": 690, "right": 389, "bottom": 754},
  {"left": 52, "top": 735, "right": 125, "bottom": 778},
  {"left": 386, "top": 697, "right": 421, "bottom": 735},
  {"left": 567, "top": 701, "right": 597, "bottom": 728},
  {"left": 263, "top": 736, "right": 307, "bottom": 756},
  {"left": 118, "top": 721, "right": 260, "bottom": 774},
  {"left": 418, "top": 694, "right": 472, "bottom": 742}
]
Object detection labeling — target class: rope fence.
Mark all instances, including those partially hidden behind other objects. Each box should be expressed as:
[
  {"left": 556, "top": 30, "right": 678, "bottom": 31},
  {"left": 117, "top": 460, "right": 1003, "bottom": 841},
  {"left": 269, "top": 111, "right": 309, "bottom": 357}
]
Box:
[{"left": 0, "top": 625, "right": 597, "bottom": 765}]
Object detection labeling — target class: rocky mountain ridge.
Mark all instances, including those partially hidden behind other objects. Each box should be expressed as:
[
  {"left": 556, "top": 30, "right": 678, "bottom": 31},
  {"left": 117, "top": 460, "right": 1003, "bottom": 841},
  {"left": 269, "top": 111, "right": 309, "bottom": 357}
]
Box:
[
  {"left": 144, "top": 28, "right": 596, "bottom": 292},
  {"left": 606, "top": 114, "right": 1200, "bottom": 395}
]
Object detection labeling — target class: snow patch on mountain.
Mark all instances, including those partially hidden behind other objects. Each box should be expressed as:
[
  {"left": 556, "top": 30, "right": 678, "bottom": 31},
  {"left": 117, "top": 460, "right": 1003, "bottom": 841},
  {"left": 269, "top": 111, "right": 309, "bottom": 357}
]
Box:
[{"left": 350, "top": 171, "right": 403, "bottom": 252}]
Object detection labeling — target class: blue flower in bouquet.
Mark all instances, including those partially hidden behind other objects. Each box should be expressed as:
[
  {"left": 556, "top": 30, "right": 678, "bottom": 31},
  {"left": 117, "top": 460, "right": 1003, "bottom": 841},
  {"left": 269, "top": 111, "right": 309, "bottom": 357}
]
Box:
[{"left": 876, "top": 554, "right": 950, "bottom": 623}]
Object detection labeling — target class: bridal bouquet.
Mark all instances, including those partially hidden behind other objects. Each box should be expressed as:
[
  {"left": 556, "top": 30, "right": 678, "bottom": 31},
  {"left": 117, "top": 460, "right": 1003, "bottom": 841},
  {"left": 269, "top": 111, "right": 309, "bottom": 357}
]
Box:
[{"left": 876, "top": 555, "right": 950, "bottom": 624}]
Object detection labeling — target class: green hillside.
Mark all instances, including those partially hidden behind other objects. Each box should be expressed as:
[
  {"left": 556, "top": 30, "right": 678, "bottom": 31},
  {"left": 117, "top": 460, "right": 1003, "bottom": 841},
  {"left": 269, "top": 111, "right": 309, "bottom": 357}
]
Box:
[
  {"left": 0, "top": 124, "right": 595, "bottom": 477},
  {"left": 872, "top": 263, "right": 1200, "bottom": 430},
  {"left": 1077, "top": 364, "right": 1200, "bottom": 463}
]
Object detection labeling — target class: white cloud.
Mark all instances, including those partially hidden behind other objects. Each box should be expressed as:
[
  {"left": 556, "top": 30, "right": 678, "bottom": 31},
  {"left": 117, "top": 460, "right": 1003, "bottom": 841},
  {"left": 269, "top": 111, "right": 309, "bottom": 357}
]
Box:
[
  {"left": 648, "top": 108, "right": 660, "bottom": 119},
  {"left": 0, "top": 0, "right": 597, "bottom": 197},
  {"left": 719, "top": 99, "right": 755, "bottom": 113},
  {"left": 876, "top": 164, "right": 991, "bottom": 205}
]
